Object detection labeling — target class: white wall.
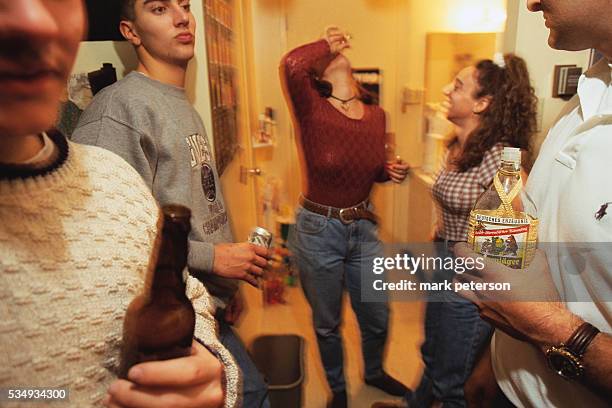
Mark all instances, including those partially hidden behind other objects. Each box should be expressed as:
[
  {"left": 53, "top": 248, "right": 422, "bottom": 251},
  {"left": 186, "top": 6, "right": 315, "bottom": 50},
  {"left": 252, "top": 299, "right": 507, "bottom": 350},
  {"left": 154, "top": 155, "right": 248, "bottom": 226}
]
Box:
[{"left": 72, "top": 41, "right": 137, "bottom": 79}]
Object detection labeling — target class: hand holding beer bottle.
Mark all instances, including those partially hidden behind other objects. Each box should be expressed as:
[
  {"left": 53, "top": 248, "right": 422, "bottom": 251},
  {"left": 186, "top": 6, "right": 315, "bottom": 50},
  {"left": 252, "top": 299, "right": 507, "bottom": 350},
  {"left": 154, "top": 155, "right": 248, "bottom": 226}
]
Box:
[
  {"left": 110, "top": 205, "right": 225, "bottom": 408},
  {"left": 119, "top": 205, "right": 196, "bottom": 377},
  {"left": 106, "top": 340, "right": 225, "bottom": 407}
]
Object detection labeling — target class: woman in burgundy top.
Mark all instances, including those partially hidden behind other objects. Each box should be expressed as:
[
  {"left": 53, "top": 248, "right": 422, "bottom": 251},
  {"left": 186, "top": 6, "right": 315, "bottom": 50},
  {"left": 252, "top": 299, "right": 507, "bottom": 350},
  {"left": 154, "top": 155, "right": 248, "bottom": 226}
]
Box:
[{"left": 281, "top": 27, "right": 409, "bottom": 407}]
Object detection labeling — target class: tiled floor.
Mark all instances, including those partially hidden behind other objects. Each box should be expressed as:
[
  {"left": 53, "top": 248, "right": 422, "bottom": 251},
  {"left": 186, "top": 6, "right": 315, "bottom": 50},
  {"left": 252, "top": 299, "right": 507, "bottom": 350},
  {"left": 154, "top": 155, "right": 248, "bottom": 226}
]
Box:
[{"left": 235, "top": 284, "right": 425, "bottom": 408}]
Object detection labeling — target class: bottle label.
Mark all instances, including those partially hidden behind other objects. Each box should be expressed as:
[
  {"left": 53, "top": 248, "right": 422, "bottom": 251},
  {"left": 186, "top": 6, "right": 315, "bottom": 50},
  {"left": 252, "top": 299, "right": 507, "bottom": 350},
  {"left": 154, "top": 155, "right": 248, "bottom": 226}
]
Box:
[{"left": 471, "top": 214, "right": 530, "bottom": 269}]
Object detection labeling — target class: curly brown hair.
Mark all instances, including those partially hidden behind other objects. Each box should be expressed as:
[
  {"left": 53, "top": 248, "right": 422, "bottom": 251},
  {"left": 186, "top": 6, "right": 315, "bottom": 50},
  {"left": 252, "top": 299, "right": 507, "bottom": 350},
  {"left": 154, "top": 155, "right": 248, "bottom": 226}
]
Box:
[{"left": 452, "top": 54, "right": 538, "bottom": 172}]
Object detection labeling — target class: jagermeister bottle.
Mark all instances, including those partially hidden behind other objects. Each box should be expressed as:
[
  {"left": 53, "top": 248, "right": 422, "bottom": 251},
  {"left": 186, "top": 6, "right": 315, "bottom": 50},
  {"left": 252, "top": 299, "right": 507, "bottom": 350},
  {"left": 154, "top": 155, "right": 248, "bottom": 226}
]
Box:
[
  {"left": 467, "top": 147, "right": 538, "bottom": 269},
  {"left": 119, "top": 205, "right": 195, "bottom": 378}
]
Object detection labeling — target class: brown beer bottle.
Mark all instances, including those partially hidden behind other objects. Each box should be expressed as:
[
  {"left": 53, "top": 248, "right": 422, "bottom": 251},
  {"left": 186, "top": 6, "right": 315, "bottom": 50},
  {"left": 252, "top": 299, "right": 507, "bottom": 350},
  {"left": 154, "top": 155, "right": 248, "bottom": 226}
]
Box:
[{"left": 119, "top": 204, "right": 196, "bottom": 378}]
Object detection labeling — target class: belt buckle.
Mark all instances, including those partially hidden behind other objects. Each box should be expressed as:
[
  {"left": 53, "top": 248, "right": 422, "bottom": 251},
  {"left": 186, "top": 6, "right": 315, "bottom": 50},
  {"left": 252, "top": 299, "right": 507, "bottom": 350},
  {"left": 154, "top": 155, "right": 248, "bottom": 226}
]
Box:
[{"left": 338, "top": 208, "right": 355, "bottom": 224}]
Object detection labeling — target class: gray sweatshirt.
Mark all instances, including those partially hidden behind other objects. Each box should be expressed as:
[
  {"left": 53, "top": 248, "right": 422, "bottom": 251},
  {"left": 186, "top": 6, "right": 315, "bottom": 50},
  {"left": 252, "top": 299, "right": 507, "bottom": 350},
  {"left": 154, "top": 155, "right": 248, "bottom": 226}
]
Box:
[{"left": 73, "top": 72, "right": 237, "bottom": 304}]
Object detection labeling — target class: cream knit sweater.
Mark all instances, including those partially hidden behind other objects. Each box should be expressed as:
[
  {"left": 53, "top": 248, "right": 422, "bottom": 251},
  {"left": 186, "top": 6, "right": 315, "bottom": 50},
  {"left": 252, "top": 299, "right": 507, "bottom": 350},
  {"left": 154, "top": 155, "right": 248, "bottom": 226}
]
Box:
[{"left": 0, "top": 139, "right": 240, "bottom": 407}]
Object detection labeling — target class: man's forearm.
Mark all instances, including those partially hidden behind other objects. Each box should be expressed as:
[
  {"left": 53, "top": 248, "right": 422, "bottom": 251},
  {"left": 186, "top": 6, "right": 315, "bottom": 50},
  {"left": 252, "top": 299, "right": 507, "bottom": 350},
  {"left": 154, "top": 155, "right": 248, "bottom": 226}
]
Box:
[{"left": 531, "top": 305, "right": 583, "bottom": 352}]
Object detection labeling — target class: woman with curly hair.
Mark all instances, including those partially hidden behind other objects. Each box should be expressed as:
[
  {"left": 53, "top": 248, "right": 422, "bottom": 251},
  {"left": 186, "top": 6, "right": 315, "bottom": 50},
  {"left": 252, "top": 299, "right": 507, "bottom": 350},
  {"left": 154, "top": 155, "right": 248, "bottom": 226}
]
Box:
[{"left": 409, "top": 54, "right": 538, "bottom": 408}]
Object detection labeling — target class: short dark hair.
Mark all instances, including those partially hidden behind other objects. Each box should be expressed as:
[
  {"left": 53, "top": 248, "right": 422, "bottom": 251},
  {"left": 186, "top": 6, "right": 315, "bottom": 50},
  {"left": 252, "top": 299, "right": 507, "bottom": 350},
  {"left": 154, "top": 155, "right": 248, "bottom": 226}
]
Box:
[{"left": 119, "top": 0, "right": 136, "bottom": 21}]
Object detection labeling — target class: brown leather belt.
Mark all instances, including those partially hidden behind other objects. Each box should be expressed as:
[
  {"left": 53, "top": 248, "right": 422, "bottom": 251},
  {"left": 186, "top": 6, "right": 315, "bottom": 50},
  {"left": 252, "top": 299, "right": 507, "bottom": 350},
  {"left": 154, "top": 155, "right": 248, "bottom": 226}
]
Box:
[{"left": 300, "top": 196, "right": 378, "bottom": 224}]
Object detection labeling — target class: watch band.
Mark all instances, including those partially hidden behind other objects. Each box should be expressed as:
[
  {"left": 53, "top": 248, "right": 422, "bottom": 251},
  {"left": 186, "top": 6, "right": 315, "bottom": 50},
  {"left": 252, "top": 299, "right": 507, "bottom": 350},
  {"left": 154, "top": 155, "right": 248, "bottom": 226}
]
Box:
[{"left": 566, "top": 322, "right": 600, "bottom": 357}]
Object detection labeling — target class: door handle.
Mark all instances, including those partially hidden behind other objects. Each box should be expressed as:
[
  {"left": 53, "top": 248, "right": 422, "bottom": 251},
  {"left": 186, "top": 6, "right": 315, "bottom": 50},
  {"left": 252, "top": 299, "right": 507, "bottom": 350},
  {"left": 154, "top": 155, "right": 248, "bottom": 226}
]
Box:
[{"left": 240, "top": 166, "right": 262, "bottom": 184}]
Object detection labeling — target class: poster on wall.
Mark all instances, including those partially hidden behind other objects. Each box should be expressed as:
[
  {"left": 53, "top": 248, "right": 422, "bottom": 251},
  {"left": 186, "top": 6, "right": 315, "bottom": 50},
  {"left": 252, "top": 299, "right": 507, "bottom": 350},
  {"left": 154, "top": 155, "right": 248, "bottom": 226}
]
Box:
[{"left": 352, "top": 68, "right": 381, "bottom": 105}]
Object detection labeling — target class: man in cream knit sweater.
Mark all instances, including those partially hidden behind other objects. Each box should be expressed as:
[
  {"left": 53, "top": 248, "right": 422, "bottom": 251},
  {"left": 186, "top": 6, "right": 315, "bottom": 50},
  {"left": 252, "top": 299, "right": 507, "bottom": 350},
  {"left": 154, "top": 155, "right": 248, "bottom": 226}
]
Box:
[
  {"left": 0, "top": 1, "right": 239, "bottom": 407},
  {"left": 72, "top": 1, "right": 271, "bottom": 406}
]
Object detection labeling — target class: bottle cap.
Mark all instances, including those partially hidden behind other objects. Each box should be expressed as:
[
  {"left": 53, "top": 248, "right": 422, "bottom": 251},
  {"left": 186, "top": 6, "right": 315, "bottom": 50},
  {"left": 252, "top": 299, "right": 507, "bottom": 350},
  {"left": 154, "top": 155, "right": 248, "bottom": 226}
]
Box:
[{"left": 502, "top": 147, "right": 521, "bottom": 164}]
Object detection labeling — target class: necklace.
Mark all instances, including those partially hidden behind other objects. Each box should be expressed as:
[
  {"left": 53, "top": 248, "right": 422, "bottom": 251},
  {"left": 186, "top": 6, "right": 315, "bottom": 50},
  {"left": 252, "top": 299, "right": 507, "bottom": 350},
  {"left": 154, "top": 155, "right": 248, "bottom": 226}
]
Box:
[{"left": 329, "top": 94, "right": 357, "bottom": 111}]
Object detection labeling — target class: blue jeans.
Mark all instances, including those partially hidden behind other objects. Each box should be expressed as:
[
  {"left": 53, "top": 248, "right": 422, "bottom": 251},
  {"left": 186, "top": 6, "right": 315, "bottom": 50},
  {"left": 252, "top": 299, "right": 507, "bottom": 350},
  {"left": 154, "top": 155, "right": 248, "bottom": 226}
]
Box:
[
  {"left": 288, "top": 207, "right": 389, "bottom": 392},
  {"left": 217, "top": 317, "right": 270, "bottom": 408},
  {"left": 410, "top": 243, "right": 493, "bottom": 408}
]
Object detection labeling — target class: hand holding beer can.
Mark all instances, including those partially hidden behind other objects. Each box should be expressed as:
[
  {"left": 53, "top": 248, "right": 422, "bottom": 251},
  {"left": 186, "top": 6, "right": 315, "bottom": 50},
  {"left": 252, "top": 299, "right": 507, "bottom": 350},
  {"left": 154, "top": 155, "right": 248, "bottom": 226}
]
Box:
[
  {"left": 248, "top": 227, "right": 273, "bottom": 292},
  {"left": 248, "top": 226, "right": 273, "bottom": 249}
]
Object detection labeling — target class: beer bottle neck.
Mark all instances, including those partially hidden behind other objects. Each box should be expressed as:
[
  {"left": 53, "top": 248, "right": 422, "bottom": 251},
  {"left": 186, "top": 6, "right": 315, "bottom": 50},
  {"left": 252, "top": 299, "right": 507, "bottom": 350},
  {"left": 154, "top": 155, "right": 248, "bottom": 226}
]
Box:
[{"left": 146, "top": 219, "right": 189, "bottom": 302}]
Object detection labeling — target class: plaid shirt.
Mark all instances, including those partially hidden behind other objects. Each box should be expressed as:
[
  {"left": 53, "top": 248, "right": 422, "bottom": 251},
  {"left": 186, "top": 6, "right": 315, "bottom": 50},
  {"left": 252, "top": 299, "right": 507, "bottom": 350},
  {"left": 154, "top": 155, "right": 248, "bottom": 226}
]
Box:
[{"left": 431, "top": 143, "right": 504, "bottom": 241}]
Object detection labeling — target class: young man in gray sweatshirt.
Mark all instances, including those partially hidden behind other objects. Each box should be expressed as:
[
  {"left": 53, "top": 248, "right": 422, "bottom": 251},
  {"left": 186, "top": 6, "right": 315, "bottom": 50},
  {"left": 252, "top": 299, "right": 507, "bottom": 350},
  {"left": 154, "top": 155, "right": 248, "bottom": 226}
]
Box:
[{"left": 72, "top": 1, "right": 270, "bottom": 406}]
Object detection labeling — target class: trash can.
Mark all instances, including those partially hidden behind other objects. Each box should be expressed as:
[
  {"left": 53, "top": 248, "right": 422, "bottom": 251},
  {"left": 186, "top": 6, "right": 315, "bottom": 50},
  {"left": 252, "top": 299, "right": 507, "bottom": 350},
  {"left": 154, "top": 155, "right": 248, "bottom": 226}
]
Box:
[{"left": 250, "top": 334, "right": 305, "bottom": 408}]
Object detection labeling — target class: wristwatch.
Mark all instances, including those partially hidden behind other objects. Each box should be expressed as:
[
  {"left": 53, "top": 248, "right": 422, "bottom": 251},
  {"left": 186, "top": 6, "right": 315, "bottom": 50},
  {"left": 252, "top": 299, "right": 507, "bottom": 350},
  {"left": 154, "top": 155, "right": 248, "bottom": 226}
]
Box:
[{"left": 545, "top": 322, "right": 600, "bottom": 380}]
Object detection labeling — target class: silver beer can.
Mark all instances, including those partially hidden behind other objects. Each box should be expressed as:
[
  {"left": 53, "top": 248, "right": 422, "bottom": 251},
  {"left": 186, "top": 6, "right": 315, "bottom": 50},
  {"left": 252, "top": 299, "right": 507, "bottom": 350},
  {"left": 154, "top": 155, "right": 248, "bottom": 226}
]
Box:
[{"left": 248, "top": 226, "right": 273, "bottom": 248}]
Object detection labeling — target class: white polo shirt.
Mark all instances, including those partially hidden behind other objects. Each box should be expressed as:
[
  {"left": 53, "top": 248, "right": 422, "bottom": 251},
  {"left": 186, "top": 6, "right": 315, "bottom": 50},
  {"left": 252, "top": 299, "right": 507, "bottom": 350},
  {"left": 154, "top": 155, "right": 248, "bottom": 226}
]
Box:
[{"left": 492, "top": 59, "right": 612, "bottom": 408}]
